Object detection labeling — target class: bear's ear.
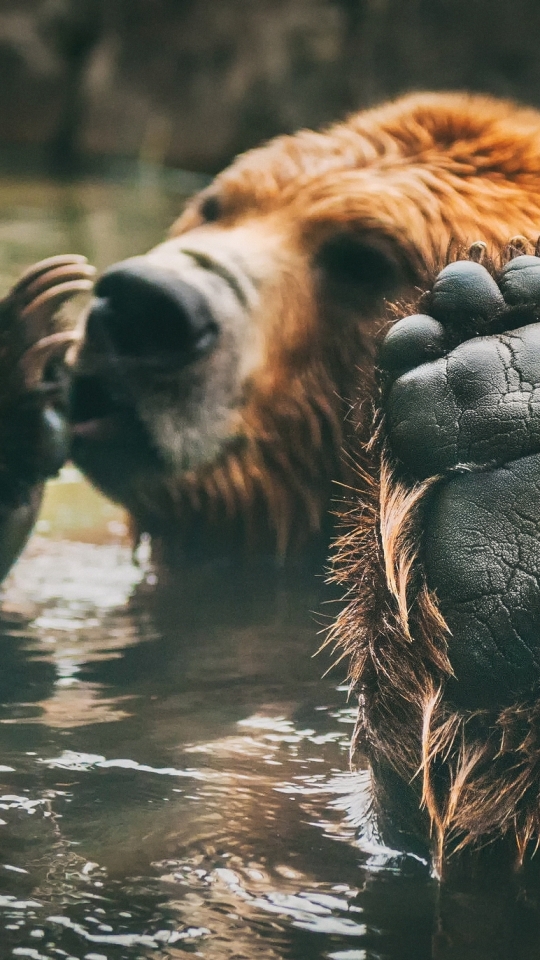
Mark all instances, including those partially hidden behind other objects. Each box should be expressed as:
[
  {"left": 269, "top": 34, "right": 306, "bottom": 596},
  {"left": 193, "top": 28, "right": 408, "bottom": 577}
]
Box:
[{"left": 315, "top": 232, "right": 414, "bottom": 308}]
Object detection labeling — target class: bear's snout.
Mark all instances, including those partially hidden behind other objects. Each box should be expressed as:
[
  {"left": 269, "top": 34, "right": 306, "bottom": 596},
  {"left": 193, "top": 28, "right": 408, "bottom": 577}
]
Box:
[{"left": 87, "top": 257, "right": 219, "bottom": 366}]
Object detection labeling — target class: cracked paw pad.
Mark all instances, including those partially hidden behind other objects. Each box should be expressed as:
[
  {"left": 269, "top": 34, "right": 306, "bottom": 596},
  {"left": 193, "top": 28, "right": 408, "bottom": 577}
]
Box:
[
  {"left": 376, "top": 248, "right": 540, "bottom": 699},
  {"left": 381, "top": 252, "right": 540, "bottom": 479}
]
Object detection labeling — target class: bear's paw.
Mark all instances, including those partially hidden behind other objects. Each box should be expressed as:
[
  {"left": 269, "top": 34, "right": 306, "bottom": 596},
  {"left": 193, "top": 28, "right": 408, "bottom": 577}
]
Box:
[
  {"left": 381, "top": 249, "right": 540, "bottom": 704},
  {"left": 331, "top": 242, "right": 540, "bottom": 865}
]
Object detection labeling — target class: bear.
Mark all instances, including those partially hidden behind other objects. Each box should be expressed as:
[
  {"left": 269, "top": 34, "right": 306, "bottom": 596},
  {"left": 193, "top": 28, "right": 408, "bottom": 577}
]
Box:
[
  {"left": 329, "top": 239, "right": 540, "bottom": 871},
  {"left": 0, "top": 255, "right": 94, "bottom": 581},
  {"left": 70, "top": 92, "right": 540, "bottom": 567}
]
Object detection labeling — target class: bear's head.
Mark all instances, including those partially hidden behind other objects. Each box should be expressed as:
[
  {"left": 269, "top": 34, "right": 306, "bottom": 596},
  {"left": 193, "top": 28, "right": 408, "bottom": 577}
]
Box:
[{"left": 70, "top": 92, "right": 540, "bottom": 563}]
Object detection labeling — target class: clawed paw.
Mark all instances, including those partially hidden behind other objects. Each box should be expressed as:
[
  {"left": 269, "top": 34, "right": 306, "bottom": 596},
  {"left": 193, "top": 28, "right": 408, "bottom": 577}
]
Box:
[
  {"left": 0, "top": 256, "right": 95, "bottom": 496},
  {"left": 380, "top": 246, "right": 540, "bottom": 704},
  {"left": 332, "top": 243, "right": 540, "bottom": 857}
]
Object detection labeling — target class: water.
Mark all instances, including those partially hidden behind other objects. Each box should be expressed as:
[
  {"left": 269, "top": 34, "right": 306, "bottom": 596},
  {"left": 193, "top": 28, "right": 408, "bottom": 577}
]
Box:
[{"left": 0, "top": 172, "right": 538, "bottom": 960}]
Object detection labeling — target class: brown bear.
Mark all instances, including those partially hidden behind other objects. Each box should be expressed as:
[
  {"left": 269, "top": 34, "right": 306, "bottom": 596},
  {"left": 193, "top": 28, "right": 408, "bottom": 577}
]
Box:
[
  {"left": 70, "top": 92, "right": 540, "bottom": 566},
  {"left": 0, "top": 256, "right": 94, "bottom": 581},
  {"left": 330, "top": 241, "right": 540, "bottom": 871}
]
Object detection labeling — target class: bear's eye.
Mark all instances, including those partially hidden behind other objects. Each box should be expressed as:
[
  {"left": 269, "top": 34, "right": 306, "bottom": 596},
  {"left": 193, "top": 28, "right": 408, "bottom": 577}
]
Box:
[
  {"left": 199, "top": 195, "right": 222, "bottom": 224},
  {"left": 317, "top": 233, "right": 404, "bottom": 302}
]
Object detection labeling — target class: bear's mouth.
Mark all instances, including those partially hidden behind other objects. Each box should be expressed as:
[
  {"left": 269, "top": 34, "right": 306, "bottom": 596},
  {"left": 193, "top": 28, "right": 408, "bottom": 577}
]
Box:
[
  {"left": 69, "top": 362, "right": 166, "bottom": 501},
  {"left": 69, "top": 373, "right": 124, "bottom": 442}
]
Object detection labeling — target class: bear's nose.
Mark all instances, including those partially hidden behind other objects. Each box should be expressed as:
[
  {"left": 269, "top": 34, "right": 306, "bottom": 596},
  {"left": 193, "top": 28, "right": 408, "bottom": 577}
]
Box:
[{"left": 86, "top": 257, "right": 218, "bottom": 360}]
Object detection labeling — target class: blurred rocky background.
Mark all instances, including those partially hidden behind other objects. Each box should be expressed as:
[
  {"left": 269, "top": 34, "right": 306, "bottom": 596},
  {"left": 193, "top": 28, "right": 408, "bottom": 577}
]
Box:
[{"left": 2, "top": 0, "right": 540, "bottom": 174}]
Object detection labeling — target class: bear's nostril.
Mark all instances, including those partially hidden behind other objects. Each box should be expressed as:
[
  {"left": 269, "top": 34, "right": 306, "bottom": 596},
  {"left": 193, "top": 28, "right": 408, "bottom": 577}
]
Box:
[{"left": 89, "top": 257, "right": 218, "bottom": 361}]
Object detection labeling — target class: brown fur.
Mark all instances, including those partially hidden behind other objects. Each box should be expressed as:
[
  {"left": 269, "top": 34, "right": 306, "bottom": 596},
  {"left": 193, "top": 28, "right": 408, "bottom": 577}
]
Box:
[
  {"left": 329, "top": 248, "right": 540, "bottom": 870},
  {"left": 80, "top": 93, "right": 540, "bottom": 563}
]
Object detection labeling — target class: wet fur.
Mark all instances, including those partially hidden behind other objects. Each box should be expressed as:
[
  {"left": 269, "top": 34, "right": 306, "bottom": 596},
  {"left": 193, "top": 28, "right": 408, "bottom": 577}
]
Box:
[{"left": 329, "top": 248, "right": 540, "bottom": 870}]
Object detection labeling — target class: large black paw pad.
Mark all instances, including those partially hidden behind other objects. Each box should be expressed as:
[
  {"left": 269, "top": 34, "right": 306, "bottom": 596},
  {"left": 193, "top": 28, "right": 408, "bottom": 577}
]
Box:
[
  {"left": 380, "top": 252, "right": 540, "bottom": 706},
  {"left": 382, "top": 256, "right": 540, "bottom": 480}
]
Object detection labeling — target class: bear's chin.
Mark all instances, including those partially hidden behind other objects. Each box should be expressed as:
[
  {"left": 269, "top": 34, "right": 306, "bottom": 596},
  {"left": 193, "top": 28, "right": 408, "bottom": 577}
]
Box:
[{"left": 68, "top": 367, "right": 245, "bottom": 531}]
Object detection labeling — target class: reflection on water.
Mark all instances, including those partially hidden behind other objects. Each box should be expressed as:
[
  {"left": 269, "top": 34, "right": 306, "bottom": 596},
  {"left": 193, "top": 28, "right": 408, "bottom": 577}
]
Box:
[
  {"left": 0, "top": 172, "right": 538, "bottom": 959},
  {"left": 0, "top": 526, "right": 436, "bottom": 960}
]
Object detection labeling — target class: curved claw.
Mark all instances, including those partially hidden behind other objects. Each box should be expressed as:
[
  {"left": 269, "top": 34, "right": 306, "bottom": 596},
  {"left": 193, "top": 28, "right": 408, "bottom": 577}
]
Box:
[
  {"left": 0, "top": 255, "right": 96, "bottom": 408},
  {"left": 17, "top": 262, "right": 96, "bottom": 311},
  {"left": 9, "top": 254, "right": 91, "bottom": 297},
  {"left": 503, "top": 235, "right": 534, "bottom": 259},
  {"left": 20, "top": 278, "right": 94, "bottom": 343},
  {"left": 19, "top": 331, "right": 81, "bottom": 389},
  {"left": 467, "top": 240, "right": 487, "bottom": 264},
  {"left": 1, "top": 255, "right": 96, "bottom": 349}
]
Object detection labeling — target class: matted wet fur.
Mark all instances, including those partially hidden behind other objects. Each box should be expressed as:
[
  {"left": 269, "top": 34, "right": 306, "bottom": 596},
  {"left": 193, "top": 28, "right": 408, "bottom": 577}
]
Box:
[{"left": 328, "top": 241, "right": 540, "bottom": 871}]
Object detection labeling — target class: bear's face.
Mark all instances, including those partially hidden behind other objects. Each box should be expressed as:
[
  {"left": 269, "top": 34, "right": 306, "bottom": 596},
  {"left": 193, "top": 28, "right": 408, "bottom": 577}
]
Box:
[{"left": 69, "top": 92, "right": 540, "bottom": 560}]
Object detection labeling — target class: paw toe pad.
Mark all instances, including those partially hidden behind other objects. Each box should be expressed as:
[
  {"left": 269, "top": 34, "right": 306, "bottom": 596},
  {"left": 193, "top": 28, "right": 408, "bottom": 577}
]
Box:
[{"left": 381, "top": 252, "right": 540, "bottom": 479}]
